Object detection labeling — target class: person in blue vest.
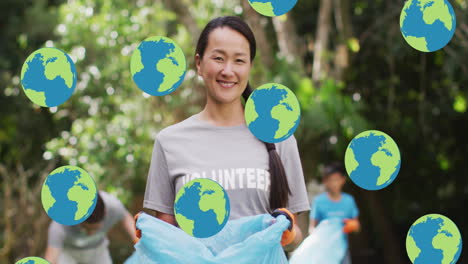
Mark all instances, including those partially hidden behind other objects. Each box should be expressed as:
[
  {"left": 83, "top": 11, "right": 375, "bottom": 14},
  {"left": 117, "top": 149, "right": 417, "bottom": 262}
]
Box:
[{"left": 309, "top": 162, "right": 360, "bottom": 264}]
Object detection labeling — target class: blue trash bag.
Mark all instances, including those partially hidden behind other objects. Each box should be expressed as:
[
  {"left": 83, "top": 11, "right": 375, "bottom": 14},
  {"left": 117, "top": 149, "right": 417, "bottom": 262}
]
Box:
[
  {"left": 289, "top": 218, "right": 347, "bottom": 264},
  {"left": 124, "top": 212, "right": 290, "bottom": 264},
  {"left": 124, "top": 251, "right": 138, "bottom": 264}
]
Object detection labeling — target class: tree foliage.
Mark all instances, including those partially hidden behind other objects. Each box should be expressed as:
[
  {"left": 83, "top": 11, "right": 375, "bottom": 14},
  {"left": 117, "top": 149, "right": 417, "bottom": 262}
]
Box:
[{"left": 1, "top": 0, "right": 467, "bottom": 262}]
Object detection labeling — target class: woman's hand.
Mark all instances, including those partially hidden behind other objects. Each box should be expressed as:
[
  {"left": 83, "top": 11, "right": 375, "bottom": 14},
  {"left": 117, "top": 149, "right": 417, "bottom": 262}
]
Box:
[
  {"left": 133, "top": 212, "right": 142, "bottom": 244},
  {"left": 271, "top": 208, "right": 298, "bottom": 246}
]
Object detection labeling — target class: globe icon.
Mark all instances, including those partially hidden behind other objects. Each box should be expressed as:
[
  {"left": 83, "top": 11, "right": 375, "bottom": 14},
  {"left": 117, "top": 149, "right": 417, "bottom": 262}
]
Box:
[
  {"left": 406, "top": 214, "right": 462, "bottom": 264},
  {"left": 400, "top": 0, "right": 456, "bottom": 52},
  {"left": 248, "top": 0, "right": 298, "bottom": 17},
  {"left": 130, "top": 36, "right": 186, "bottom": 96},
  {"left": 344, "top": 130, "right": 401, "bottom": 190},
  {"left": 15, "top": 257, "right": 50, "bottom": 264},
  {"left": 245, "top": 83, "right": 300, "bottom": 143},
  {"left": 20, "top": 47, "right": 77, "bottom": 107},
  {"left": 41, "top": 166, "right": 98, "bottom": 226},
  {"left": 174, "top": 178, "right": 230, "bottom": 238}
]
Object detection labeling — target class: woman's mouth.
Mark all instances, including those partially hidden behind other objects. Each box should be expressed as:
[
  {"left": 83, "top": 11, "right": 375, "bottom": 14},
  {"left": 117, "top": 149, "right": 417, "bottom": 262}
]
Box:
[{"left": 217, "top": 80, "right": 237, "bottom": 88}]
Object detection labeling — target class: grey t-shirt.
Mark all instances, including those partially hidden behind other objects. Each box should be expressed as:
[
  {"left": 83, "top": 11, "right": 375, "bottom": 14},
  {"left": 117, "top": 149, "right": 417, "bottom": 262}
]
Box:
[
  {"left": 48, "top": 191, "right": 128, "bottom": 249},
  {"left": 144, "top": 113, "right": 310, "bottom": 220}
]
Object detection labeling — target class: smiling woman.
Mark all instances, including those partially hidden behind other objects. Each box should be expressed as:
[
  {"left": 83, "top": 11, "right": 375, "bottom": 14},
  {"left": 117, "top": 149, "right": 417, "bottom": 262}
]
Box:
[
  {"left": 195, "top": 26, "right": 251, "bottom": 107},
  {"left": 143, "top": 15, "right": 310, "bottom": 249}
]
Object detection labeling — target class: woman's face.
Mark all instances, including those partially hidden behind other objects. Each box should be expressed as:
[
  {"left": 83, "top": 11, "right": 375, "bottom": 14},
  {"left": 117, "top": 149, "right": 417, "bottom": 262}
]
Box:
[{"left": 196, "top": 27, "right": 252, "bottom": 105}]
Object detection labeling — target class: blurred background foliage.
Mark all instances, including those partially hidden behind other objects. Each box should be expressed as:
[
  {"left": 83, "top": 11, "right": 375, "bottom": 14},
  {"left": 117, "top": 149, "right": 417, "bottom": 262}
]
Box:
[{"left": 1, "top": 0, "right": 467, "bottom": 263}]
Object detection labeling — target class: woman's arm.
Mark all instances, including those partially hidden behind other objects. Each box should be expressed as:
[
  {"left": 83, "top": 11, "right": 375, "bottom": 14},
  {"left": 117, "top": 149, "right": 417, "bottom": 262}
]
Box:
[
  {"left": 292, "top": 214, "right": 303, "bottom": 245},
  {"left": 282, "top": 213, "right": 304, "bottom": 251},
  {"left": 147, "top": 209, "right": 177, "bottom": 226}
]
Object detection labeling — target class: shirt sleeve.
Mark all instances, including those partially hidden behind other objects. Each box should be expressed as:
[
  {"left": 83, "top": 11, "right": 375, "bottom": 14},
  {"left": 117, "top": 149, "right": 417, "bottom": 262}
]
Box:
[
  {"left": 102, "top": 192, "right": 128, "bottom": 225},
  {"left": 47, "top": 221, "right": 65, "bottom": 248},
  {"left": 278, "top": 135, "right": 310, "bottom": 214},
  {"left": 143, "top": 135, "right": 175, "bottom": 215},
  {"left": 349, "top": 195, "right": 359, "bottom": 218},
  {"left": 309, "top": 196, "right": 318, "bottom": 220}
]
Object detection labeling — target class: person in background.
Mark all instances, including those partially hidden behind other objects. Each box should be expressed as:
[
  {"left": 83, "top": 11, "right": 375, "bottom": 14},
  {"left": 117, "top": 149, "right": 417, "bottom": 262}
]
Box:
[
  {"left": 44, "top": 191, "right": 138, "bottom": 264},
  {"left": 309, "top": 162, "right": 360, "bottom": 264}
]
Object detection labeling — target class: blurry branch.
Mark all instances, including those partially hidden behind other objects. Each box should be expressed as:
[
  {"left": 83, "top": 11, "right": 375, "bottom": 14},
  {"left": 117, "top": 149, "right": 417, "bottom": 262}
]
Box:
[
  {"left": 359, "top": 5, "right": 400, "bottom": 45},
  {"left": 272, "top": 14, "right": 304, "bottom": 68},
  {"left": 460, "top": 20, "right": 468, "bottom": 33},
  {"left": 418, "top": 53, "right": 428, "bottom": 138},
  {"left": 160, "top": 0, "right": 200, "bottom": 45},
  {"left": 241, "top": 0, "right": 275, "bottom": 70},
  {"left": 312, "top": 0, "right": 358, "bottom": 84},
  {"left": 444, "top": 46, "right": 468, "bottom": 75},
  {"left": 365, "top": 192, "right": 405, "bottom": 264},
  {"left": 312, "top": 0, "right": 333, "bottom": 86},
  {"left": 0, "top": 164, "right": 13, "bottom": 262},
  {"left": 448, "top": 15, "right": 468, "bottom": 75},
  {"left": 383, "top": 0, "right": 400, "bottom": 117},
  {"left": 332, "top": 0, "right": 352, "bottom": 81},
  {"left": 158, "top": 0, "right": 205, "bottom": 116},
  {"left": 454, "top": 28, "right": 468, "bottom": 47},
  {"left": 385, "top": 54, "right": 396, "bottom": 115},
  {"left": 31, "top": 162, "right": 57, "bottom": 255},
  {"left": 453, "top": 7, "right": 468, "bottom": 45},
  {"left": 0, "top": 161, "right": 56, "bottom": 261}
]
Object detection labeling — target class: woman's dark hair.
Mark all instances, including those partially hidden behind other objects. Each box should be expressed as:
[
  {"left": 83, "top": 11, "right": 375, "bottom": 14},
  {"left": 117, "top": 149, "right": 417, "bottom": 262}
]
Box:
[
  {"left": 195, "top": 16, "right": 291, "bottom": 211},
  {"left": 322, "top": 162, "right": 347, "bottom": 180},
  {"left": 85, "top": 192, "right": 105, "bottom": 223}
]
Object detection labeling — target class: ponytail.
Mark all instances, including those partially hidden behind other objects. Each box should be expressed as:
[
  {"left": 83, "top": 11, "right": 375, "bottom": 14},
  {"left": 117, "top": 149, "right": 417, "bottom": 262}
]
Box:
[{"left": 243, "top": 83, "right": 291, "bottom": 211}]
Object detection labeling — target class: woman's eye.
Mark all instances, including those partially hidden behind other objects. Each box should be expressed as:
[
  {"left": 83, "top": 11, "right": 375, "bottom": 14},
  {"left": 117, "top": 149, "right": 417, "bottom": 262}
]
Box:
[
  {"left": 236, "top": 59, "right": 245, "bottom": 63},
  {"left": 214, "top": 57, "right": 223, "bottom": 61}
]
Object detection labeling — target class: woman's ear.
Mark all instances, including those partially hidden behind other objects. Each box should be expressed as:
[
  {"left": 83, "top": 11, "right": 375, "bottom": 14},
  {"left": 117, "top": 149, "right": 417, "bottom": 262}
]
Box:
[{"left": 195, "top": 53, "right": 202, "bottom": 77}]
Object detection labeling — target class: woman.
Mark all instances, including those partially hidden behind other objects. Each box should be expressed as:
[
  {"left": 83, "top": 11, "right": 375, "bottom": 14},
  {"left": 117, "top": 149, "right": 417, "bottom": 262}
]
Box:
[{"left": 143, "top": 16, "right": 309, "bottom": 247}]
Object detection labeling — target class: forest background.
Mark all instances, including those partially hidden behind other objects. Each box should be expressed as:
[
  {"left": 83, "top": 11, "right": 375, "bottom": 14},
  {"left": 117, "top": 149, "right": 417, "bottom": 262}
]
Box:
[{"left": 1, "top": 0, "right": 467, "bottom": 263}]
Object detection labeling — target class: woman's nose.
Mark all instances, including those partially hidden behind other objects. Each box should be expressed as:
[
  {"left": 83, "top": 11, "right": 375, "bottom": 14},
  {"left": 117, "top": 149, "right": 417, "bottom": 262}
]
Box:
[{"left": 221, "top": 62, "right": 235, "bottom": 76}]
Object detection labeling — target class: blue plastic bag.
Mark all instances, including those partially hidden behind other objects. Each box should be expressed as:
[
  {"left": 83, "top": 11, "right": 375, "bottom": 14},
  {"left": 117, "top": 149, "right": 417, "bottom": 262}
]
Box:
[
  {"left": 289, "top": 219, "right": 347, "bottom": 264},
  {"left": 124, "top": 251, "right": 138, "bottom": 264},
  {"left": 125, "top": 212, "right": 290, "bottom": 264}
]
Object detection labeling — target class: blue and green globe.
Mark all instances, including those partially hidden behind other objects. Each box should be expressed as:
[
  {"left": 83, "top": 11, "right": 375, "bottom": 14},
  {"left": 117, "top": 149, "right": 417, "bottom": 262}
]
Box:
[
  {"left": 245, "top": 83, "right": 300, "bottom": 143},
  {"left": 15, "top": 257, "right": 50, "bottom": 264},
  {"left": 344, "top": 130, "right": 401, "bottom": 190},
  {"left": 400, "top": 0, "right": 456, "bottom": 52},
  {"left": 248, "top": 0, "right": 298, "bottom": 17},
  {"left": 130, "top": 36, "right": 186, "bottom": 96},
  {"left": 406, "top": 214, "right": 462, "bottom": 264},
  {"left": 174, "top": 178, "right": 230, "bottom": 238},
  {"left": 20, "top": 47, "right": 77, "bottom": 107},
  {"left": 41, "top": 166, "right": 98, "bottom": 226}
]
